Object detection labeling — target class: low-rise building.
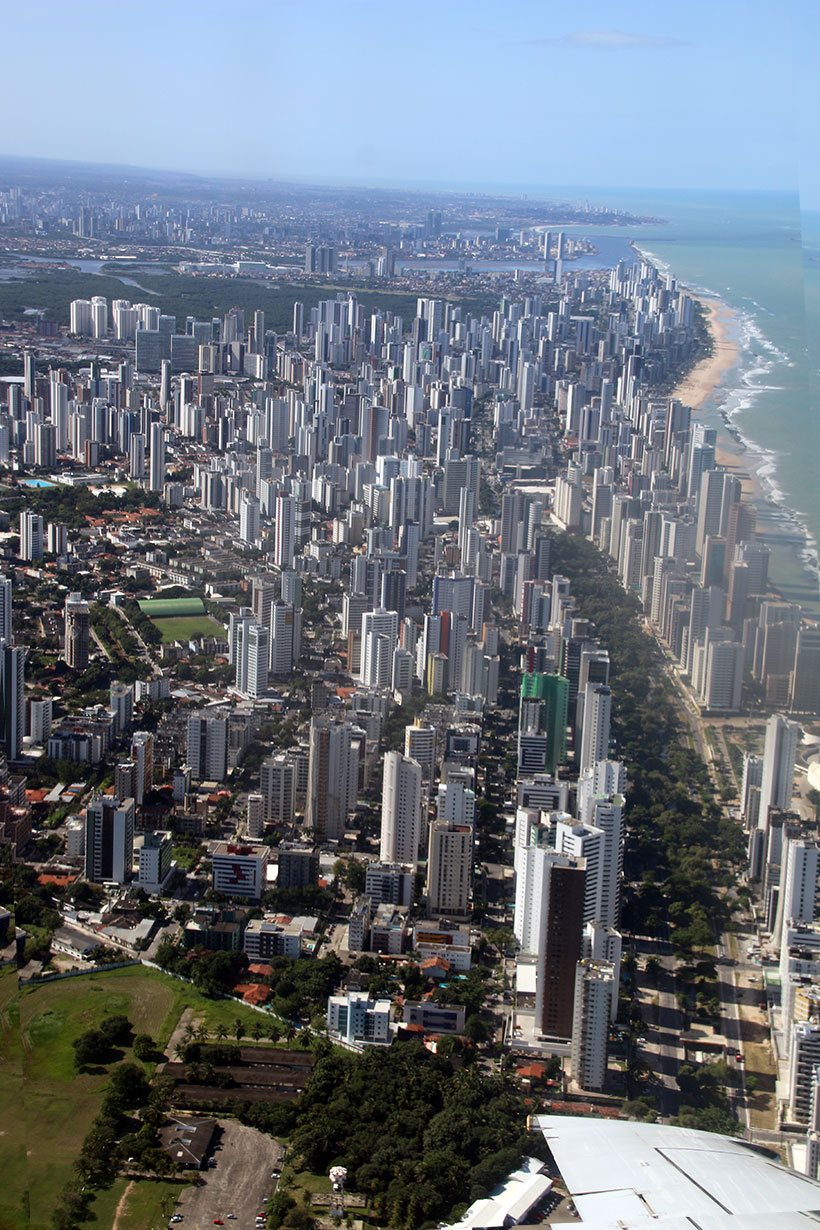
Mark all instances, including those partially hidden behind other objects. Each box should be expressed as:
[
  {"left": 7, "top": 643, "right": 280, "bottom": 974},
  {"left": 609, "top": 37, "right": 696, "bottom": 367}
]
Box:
[
  {"left": 243, "top": 914, "right": 317, "bottom": 960},
  {"left": 401, "top": 1001, "right": 466, "bottom": 1034},
  {"left": 370, "top": 903, "right": 408, "bottom": 955},
  {"left": 277, "top": 842, "right": 318, "bottom": 890},
  {"left": 242, "top": 915, "right": 317, "bottom": 959},
  {"left": 137, "top": 830, "right": 174, "bottom": 894},
  {"left": 183, "top": 907, "right": 249, "bottom": 952},
  {"left": 348, "top": 896, "right": 371, "bottom": 952},
  {"left": 327, "top": 990, "right": 392, "bottom": 1045},
  {"left": 159, "top": 1116, "right": 217, "bottom": 1170},
  {"left": 365, "top": 861, "right": 414, "bottom": 907},
  {"left": 413, "top": 923, "right": 472, "bottom": 972}
]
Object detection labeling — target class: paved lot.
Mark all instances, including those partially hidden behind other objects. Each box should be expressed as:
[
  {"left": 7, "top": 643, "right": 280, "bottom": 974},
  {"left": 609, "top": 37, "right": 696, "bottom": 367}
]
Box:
[{"left": 174, "top": 1120, "right": 282, "bottom": 1230}]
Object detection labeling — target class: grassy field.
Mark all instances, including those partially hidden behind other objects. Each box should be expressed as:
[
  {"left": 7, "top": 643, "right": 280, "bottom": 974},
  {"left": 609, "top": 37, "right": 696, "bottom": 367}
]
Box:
[
  {"left": 84, "top": 1178, "right": 128, "bottom": 1228},
  {"left": 151, "top": 614, "right": 225, "bottom": 644},
  {"left": 0, "top": 965, "right": 279, "bottom": 1230},
  {"left": 0, "top": 969, "right": 26, "bottom": 1230},
  {"left": 117, "top": 1179, "right": 185, "bottom": 1230}
]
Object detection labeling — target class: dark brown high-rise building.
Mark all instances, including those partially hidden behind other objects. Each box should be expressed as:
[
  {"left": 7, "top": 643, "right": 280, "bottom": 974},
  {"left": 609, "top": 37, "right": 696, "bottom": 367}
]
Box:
[
  {"left": 536, "top": 856, "right": 586, "bottom": 1039},
  {"left": 64, "top": 592, "right": 90, "bottom": 672}
]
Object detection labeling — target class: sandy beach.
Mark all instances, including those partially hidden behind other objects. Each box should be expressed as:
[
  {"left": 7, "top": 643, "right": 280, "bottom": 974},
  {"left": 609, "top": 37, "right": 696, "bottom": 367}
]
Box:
[
  {"left": 671, "top": 295, "right": 758, "bottom": 498},
  {"left": 673, "top": 296, "right": 739, "bottom": 411}
]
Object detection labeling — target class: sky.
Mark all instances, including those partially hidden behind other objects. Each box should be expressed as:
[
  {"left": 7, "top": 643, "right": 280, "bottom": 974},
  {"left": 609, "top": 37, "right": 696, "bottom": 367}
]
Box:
[{"left": 1, "top": 0, "right": 818, "bottom": 205}]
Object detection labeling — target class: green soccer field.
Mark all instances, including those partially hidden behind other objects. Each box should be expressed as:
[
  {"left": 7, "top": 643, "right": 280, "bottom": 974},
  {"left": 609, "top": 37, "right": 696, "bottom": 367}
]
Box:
[{"left": 151, "top": 614, "right": 225, "bottom": 643}]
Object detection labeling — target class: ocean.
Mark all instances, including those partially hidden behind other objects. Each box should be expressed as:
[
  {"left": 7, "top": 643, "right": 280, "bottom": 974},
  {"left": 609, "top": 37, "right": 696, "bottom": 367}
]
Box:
[{"left": 554, "top": 187, "right": 820, "bottom": 620}]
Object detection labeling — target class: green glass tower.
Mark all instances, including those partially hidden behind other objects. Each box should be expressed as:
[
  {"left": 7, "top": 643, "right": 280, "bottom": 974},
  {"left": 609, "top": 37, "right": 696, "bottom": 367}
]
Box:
[{"left": 520, "top": 671, "right": 569, "bottom": 773}]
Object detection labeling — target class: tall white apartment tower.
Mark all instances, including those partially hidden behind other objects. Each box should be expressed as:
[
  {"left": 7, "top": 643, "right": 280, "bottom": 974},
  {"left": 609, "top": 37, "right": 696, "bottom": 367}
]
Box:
[
  {"left": 578, "top": 683, "right": 612, "bottom": 774},
  {"left": 19, "top": 511, "right": 44, "bottom": 562},
  {"left": 186, "top": 713, "right": 228, "bottom": 782},
  {"left": 305, "top": 717, "right": 361, "bottom": 842},
  {"left": 84, "top": 796, "right": 135, "bottom": 884},
  {"left": 0, "top": 575, "right": 12, "bottom": 645},
  {"left": 571, "top": 959, "right": 615, "bottom": 1091},
  {"left": 555, "top": 819, "right": 605, "bottom": 924},
  {"left": 759, "top": 714, "right": 800, "bottom": 829},
  {"left": 426, "top": 818, "right": 472, "bottom": 919},
  {"left": 775, "top": 839, "right": 820, "bottom": 950},
  {"left": 379, "top": 751, "right": 423, "bottom": 866},
  {"left": 436, "top": 780, "right": 476, "bottom": 829},
  {"left": 130, "top": 731, "right": 154, "bottom": 806},
  {"left": 235, "top": 620, "right": 269, "bottom": 698},
  {"left": 149, "top": 422, "right": 166, "bottom": 493},
  {"left": 586, "top": 794, "right": 625, "bottom": 929},
  {"left": 260, "top": 754, "right": 296, "bottom": 825},
  {"left": 273, "top": 493, "right": 297, "bottom": 569},
  {"left": 405, "top": 720, "right": 437, "bottom": 790},
  {"left": 361, "top": 608, "right": 399, "bottom": 689}
]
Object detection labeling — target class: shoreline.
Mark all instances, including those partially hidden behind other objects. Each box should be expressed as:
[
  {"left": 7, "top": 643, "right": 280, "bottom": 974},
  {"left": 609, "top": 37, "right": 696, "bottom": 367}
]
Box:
[
  {"left": 673, "top": 296, "right": 740, "bottom": 413},
  {"left": 670, "top": 295, "right": 757, "bottom": 498},
  {"left": 669, "top": 288, "right": 820, "bottom": 619}
]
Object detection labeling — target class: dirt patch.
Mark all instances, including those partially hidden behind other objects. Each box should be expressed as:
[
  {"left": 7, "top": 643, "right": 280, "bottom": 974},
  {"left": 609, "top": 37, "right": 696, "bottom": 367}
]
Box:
[{"left": 112, "top": 1180, "right": 134, "bottom": 1230}]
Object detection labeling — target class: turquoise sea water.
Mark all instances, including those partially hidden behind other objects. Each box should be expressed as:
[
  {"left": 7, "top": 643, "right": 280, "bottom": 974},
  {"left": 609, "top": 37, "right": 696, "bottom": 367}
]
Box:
[{"left": 554, "top": 188, "right": 819, "bottom": 619}]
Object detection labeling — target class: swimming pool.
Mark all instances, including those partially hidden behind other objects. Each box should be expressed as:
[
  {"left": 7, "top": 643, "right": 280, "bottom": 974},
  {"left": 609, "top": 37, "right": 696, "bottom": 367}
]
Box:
[{"left": 19, "top": 478, "right": 56, "bottom": 488}]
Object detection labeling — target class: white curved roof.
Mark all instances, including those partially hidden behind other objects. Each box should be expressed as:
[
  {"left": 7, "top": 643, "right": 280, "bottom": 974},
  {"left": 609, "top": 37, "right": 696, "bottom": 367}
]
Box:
[{"left": 535, "top": 1115, "right": 820, "bottom": 1227}]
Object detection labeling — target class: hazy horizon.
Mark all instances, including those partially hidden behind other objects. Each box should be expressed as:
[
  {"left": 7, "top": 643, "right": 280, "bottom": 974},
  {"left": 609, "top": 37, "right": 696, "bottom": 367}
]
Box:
[{"left": 2, "top": 0, "right": 818, "bottom": 208}]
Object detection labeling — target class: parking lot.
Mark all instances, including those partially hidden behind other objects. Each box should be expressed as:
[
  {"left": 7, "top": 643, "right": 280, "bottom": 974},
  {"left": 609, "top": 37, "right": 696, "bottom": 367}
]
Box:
[{"left": 173, "top": 1120, "right": 283, "bottom": 1230}]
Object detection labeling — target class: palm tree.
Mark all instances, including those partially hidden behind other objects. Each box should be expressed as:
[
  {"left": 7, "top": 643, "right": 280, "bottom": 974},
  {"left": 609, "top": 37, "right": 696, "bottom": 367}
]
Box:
[
  {"left": 234, "top": 1018, "right": 246, "bottom": 1042},
  {"left": 252, "top": 1020, "right": 263, "bottom": 1042},
  {"left": 196, "top": 1023, "right": 209, "bottom": 1043},
  {"left": 215, "top": 1023, "right": 228, "bottom": 1042},
  {"left": 182, "top": 1022, "right": 196, "bottom": 1043}
]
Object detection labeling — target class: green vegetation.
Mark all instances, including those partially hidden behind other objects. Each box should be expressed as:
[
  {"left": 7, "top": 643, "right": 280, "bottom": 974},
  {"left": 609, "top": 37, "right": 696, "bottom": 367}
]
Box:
[
  {"left": 548, "top": 533, "right": 745, "bottom": 953},
  {"left": 0, "top": 265, "right": 494, "bottom": 332},
  {"left": 0, "top": 966, "right": 284, "bottom": 1229},
  {"left": 156, "top": 942, "right": 341, "bottom": 1025},
  {"left": 82, "top": 1178, "right": 128, "bottom": 1227},
  {"left": 278, "top": 1042, "right": 537, "bottom": 1230},
  {"left": 115, "top": 1179, "right": 183, "bottom": 1230},
  {"left": 152, "top": 614, "right": 225, "bottom": 644},
  {"left": 138, "top": 597, "right": 206, "bottom": 618},
  {"left": 673, "top": 1061, "right": 740, "bottom": 1135},
  {"left": 0, "top": 480, "right": 162, "bottom": 532},
  {"left": 90, "top": 603, "right": 144, "bottom": 682}
]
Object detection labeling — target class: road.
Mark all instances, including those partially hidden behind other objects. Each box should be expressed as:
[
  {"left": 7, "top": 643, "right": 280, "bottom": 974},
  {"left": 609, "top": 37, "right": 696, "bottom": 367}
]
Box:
[
  {"left": 716, "top": 931, "right": 750, "bottom": 1130},
  {"left": 111, "top": 601, "right": 161, "bottom": 675},
  {"left": 633, "top": 940, "right": 685, "bottom": 1116}
]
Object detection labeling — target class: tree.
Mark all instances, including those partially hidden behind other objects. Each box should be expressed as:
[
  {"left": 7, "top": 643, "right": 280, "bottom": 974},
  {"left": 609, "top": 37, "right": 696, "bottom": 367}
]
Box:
[
  {"left": 133, "top": 1033, "right": 156, "bottom": 1061},
  {"left": 109, "top": 1062, "right": 150, "bottom": 1108},
  {"left": 234, "top": 1018, "right": 246, "bottom": 1041},
  {"left": 645, "top": 956, "right": 662, "bottom": 983},
  {"left": 73, "top": 1029, "right": 107, "bottom": 1069}
]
